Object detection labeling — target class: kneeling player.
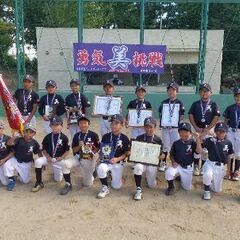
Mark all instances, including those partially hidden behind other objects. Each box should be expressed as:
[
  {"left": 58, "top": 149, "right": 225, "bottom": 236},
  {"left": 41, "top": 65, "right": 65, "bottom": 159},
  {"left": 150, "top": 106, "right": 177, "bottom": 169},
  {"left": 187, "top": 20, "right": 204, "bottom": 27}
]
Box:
[
  {"left": 133, "top": 117, "right": 163, "bottom": 201},
  {"left": 202, "top": 122, "right": 234, "bottom": 200},
  {"left": 165, "top": 122, "right": 201, "bottom": 195},
  {"left": 97, "top": 114, "right": 130, "bottom": 199},
  {"left": 32, "top": 116, "right": 70, "bottom": 192},
  {"left": 60, "top": 115, "right": 99, "bottom": 195},
  {"left": 4, "top": 124, "right": 41, "bottom": 191}
]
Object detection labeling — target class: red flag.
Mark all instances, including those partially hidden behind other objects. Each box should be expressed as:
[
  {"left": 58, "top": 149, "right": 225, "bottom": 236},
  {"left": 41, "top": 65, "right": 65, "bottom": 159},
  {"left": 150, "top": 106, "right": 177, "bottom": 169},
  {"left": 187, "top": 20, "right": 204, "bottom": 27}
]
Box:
[{"left": 0, "top": 74, "right": 24, "bottom": 135}]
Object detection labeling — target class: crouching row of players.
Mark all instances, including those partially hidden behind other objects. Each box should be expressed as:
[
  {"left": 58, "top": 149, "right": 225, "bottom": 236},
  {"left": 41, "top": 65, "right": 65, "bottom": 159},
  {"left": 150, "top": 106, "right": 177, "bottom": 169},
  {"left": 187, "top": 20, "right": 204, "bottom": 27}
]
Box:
[{"left": 0, "top": 114, "right": 233, "bottom": 201}]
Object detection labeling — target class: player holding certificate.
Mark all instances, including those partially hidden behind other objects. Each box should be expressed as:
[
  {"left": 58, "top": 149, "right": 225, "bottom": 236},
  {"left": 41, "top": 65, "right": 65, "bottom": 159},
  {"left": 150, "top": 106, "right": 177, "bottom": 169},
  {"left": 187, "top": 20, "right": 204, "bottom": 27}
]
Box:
[
  {"left": 126, "top": 85, "right": 152, "bottom": 139},
  {"left": 158, "top": 82, "right": 185, "bottom": 172},
  {"left": 133, "top": 117, "right": 164, "bottom": 201}
]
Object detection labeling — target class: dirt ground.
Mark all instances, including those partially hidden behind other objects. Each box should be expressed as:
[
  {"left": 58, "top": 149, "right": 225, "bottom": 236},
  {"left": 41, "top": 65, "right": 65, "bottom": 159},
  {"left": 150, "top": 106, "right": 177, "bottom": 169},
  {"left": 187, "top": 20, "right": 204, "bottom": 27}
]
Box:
[{"left": 0, "top": 117, "right": 239, "bottom": 240}]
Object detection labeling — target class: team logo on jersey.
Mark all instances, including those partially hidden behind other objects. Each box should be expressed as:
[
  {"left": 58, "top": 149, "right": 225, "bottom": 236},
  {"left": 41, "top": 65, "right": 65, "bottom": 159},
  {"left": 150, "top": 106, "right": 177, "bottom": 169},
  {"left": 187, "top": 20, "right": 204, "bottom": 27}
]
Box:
[
  {"left": 57, "top": 139, "right": 63, "bottom": 146},
  {"left": 87, "top": 138, "right": 92, "bottom": 142},
  {"left": 28, "top": 94, "right": 32, "bottom": 101},
  {"left": 143, "top": 103, "right": 146, "bottom": 108},
  {"left": 186, "top": 145, "right": 192, "bottom": 153},
  {"left": 54, "top": 99, "right": 59, "bottom": 105},
  {"left": 223, "top": 145, "right": 229, "bottom": 152},
  {"left": 28, "top": 146, "right": 34, "bottom": 153},
  {"left": 0, "top": 141, "right": 6, "bottom": 150},
  {"left": 116, "top": 140, "right": 123, "bottom": 148},
  {"left": 206, "top": 105, "right": 212, "bottom": 112}
]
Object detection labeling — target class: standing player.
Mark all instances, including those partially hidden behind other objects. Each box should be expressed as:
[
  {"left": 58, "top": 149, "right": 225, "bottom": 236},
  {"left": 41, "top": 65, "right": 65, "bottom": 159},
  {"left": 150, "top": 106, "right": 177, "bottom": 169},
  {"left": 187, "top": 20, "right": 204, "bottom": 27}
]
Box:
[
  {"left": 13, "top": 74, "right": 39, "bottom": 126},
  {"left": 0, "top": 121, "right": 14, "bottom": 186},
  {"left": 4, "top": 124, "right": 41, "bottom": 191},
  {"left": 159, "top": 82, "right": 185, "bottom": 172},
  {"left": 59, "top": 115, "right": 99, "bottom": 195},
  {"left": 38, "top": 80, "right": 65, "bottom": 135},
  {"left": 133, "top": 117, "right": 163, "bottom": 201},
  {"left": 202, "top": 122, "right": 234, "bottom": 200},
  {"left": 223, "top": 87, "right": 240, "bottom": 181},
  {"left": 165, "top": 122, "right": 201, "bottom": 195},
  {"left": 32, "top": 116, "right": 70, "bottom": 192},
  {"left": 65, "top": 79, "right": 91, "bottom": 140},
  {"left": 100, "top": 80, "right": 116, "bottom": 136},
  {"left": 97, "top": 114, "right": 130, "bottom": 199},
  {"left": 126, "top": 85, "right": 152, "bottom": 139},
  {"left": 189, "top": 83, "right": 220, "bottom": 176}
]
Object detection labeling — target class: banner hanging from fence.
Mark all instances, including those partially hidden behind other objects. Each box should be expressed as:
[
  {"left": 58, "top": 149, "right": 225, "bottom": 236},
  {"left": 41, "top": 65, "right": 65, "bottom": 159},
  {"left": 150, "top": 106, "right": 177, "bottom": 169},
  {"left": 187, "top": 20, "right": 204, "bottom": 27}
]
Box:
[{"left": 73, "top": 43, "right": 166, "bottom": 74}]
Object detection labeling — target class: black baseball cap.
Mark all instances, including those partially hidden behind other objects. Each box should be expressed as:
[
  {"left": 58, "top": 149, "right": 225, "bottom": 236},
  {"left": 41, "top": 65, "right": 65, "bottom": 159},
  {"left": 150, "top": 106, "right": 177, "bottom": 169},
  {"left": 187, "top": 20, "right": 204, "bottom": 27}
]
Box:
[
  {"left": 103, "top": 80, "right": 114, "bottom": 87},
  {"left": 50, "top": 116, "right": 63, "bottom": 125},
  {"left": 233, "top": 87, "right": 240, "bottom": 96},
  {"left": 214, "top": 122, "right": 228, "bottom": 132},
  {"left": 178, "top": 122, "right": 191, "bottom": 132},
  {"left": 135, "top": 85, "right": 146, "bottom": 93},
  {"left": 109, "top": 114, "right": 124, "bottom": 124},
  {"left": 144, "top": 116, "right": 157, "bottom": 127},
  {"left": 167, "top": 82, "right": 179, "bottom": 92},
  {"left": 199, "top": 83, "right": 212, "bottom": 92},
  {"left": 24, "top": 123, "right": 36, "bottom": 132},
  {"left": 46, "top": 80, "right": 57, "bottom": 88},
  {"left": 78, "top": 115, "right": 90, "bottom": 123},
  {"left": 70, "top": 79, "right": 80, "bottom": 86},
  {"left": 24, "top": 74, "right": 34, "bottom": 82}
]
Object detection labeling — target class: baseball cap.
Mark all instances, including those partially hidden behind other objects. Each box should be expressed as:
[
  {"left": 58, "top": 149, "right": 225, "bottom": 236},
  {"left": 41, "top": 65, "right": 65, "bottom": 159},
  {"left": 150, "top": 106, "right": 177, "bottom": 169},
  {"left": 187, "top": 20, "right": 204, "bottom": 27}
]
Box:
[
  {"left": 24, "top": 123, "right": 36, "bottom": 132},
  {"left": 135, "top": 85, "right": 146, "bottom": 93},
  {"left": 0, "top": 121, "right": 5, "bottom": 129},
  {"left": 78, "top": 115, "right": 90, "bottom": 123},
  {"left": 199, "top": 83, "right": 212, "bottom": 92},
  {"left": 24, "top": 74, "right": 34, "bottom": 82},
  {"left": 233, "top": 87, "right": 240, "bottom": 96},
  {"left": 178, "top": 122, "right": 191, "bottom": 132},
  {"left": 50, "top": 116, "right": 63, "bottom": 125},
  {"left": 144, "top": 116, "right": 157, "bottom": 127},
  {"left": 46, "top": 80, "right": 57, "bottom": 88},
  {"left": 70, "top": 79, "right": 80, "bottom": 86},
  {"left": 214, "top": 122, "right": 228, "bottom": 132},
  {"left": 103, "top": 80, "right": 114, "bottom": 87},
  {"left": 167, "top": 82, "right": 179, "bottom": 92},
  {"left": 109, "top": 114, "right": 124, "bottom": 124}
]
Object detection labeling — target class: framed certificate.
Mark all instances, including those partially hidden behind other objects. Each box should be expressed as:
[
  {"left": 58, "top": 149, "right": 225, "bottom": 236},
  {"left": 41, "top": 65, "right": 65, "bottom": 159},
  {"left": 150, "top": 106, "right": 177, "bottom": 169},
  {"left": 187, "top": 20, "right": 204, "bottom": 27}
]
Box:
[
  {"left": 128, "top": 109, "right": 152, "bottom": 127},
  {"left": 93, "top": 95, "right": 122, "bottom": 116},
  {"left": 129, "top": 141, "right": 161, "bottom": 166},
  {"left": 161, "top": 103, "right": 180, "bottom": 127}
]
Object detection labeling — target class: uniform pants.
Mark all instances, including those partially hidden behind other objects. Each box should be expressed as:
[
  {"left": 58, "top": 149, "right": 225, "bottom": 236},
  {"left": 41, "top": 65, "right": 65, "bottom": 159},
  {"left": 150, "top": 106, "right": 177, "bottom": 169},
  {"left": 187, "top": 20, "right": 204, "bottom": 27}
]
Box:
[
  {"left": 131, "top": 127, "right": 145, "bottom": 140},
  {"left": 97, "top": 162, "right": 124, "bottom": 189},
  {"left": 165, "top": 165, "right": 193, "bottom": 190},
  {"left": 61, "top": 156, "right": 95, "bottom": 187},
  {"left": 133, "top": 163, "right": 158, "bottom": 188},
  {"left": 202, "top": 160, "right": 225, "bottom": 193},
  {"left": 34, "top": 157, "right": 63, "bottom": 182},
  {"left": 4, "top": 157, "right": 32, "bottom": 184},
  {"left": 100, "top": 118, "right": 111, "bottom": 137},
  {"left": 68, "top": 124, "right": 79, "bottom": 140},
  {"left": 0, "top": 165, "right": 8, "bottom": 185},
  {"left": 227, "top": 128, "right": 240, "bottom": 160},
  {"left": 43, "top": 120, "right": 52, "bottom": 135},
  {"left": 161, "top": 128, "right": 179, "bottom": 152}
]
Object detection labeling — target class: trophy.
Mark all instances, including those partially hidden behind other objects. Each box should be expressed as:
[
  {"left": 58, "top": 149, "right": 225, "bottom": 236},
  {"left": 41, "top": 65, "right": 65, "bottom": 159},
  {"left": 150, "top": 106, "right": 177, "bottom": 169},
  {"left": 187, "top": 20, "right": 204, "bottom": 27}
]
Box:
[
  {"left": 81, "top": 143, "right": 93, "bottom": 160},
  {"left": 45, "top": 105, "right": 56, "bottom": 119},
  {"left": 100, "top": 143, "right": 114, "bottom": 163},
  {"left": 67, "top": 106, "right": 81, "bottom": 125}
]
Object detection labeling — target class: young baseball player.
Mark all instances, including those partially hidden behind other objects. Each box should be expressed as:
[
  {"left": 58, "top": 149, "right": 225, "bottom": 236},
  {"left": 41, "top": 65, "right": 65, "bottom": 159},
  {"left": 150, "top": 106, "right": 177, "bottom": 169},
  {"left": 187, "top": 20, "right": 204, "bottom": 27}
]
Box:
[
  {"left": 202, "top": 122, "right": 234, "bottom": 200},
  {"left": 59, "top": 115, "right": 100, "bottom": 195},
  {"left": 13, "top": 74, "right": 39, "bottom": 126},
  {"left": 4, "top": 123, "right": 41, "bottom": 191},
  {"left": 189, "top": 83, "right": 220, "bottom": 176},
  {"left": 32, "top": 116, "right": 70, "bottom": 192},
  {"left": 65, "top": 79, "right": 91, "bottom": 140},
  {"left": 100, "top": 80, "right": 116, "bottom": 136},
  {"left": 165, "top": 122, "right": 201, "bottom": 196},
  {"left": 133, "top": 117, "right": 163, "bottom": 201},
  {"left": 38, "top": 80, "right": 65, "bottom": 135},
  {"left": 158, "top": 82, "right": 185, "bottom": 172},
  {"left": 97, "top": 114, "right": 130, "bottom": 199},
  {"left": 0, "top": 121, "right": 14, "bottom": 186},
  {"left": 223, "top": 87, "right": 240, "bottom": 181},
  {"left": 126, "top": 85, "right": 152, "bottom": 139}
]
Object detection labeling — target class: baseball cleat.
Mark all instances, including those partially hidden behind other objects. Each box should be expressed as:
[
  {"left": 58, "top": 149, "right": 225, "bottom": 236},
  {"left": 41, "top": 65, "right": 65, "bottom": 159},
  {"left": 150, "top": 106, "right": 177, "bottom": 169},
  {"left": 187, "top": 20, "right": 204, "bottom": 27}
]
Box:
[
  {"left": 203, "top": 191, "right": 211, "bottom": 200},
  {"left": 193, "top": 165, "right": 200, "bottom": 176},
  {"left": 97, "top": 185, "right": 110, "bottom": 199},
  {"left": 232, "top": 171, "right": 239, "bottom": 181},
  {"left": 7, "top": 179, "right": 16, "bottom": 191},
  {"left": 224, "top": 172, "right": 232, "bottom": 180},
  {"left": 133, "top": 187, "right": 142, "bottom": 201},
  {"left": 31, "top": 182, "right": 44, "bottom": 192},
  {"left": 59, "top": 183, "right": 72, "bottom": 195},
  {"left": 159, "top": 162, "right": 167, "bottom": 172},
  {"left": 165, "top": 187, "right": 174, "bottom": 196}
]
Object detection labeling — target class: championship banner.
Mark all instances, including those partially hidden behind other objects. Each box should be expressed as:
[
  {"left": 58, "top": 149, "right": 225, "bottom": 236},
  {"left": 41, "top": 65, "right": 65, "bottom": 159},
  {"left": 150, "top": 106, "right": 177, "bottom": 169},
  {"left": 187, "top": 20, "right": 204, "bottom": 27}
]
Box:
[
  {"left": 0, "top": 74, "right": 25, "bottom": 134},
  {"left": 73, "top": 43, "right": 166, "bottom": 74}
]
